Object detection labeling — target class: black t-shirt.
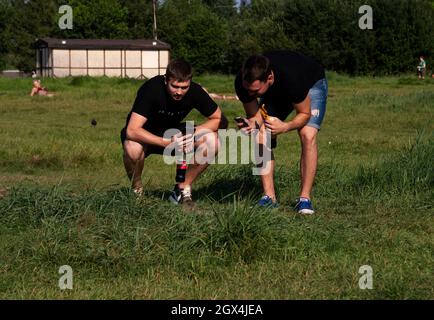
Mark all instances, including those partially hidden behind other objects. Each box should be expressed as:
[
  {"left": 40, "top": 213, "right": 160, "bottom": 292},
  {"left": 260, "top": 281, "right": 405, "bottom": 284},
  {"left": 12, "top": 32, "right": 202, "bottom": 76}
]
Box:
[
  {"left": 235, "top": 50, "right": 325, "bottom": 111},
  {"left": 125, "top": 75, "right": 218, "bottom": 131}
]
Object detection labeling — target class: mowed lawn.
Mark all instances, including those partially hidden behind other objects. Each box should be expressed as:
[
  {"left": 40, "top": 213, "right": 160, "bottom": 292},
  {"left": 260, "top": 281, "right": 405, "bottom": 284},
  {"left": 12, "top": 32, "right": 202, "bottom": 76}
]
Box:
[{"left": 0, "top": 73, "right": 433, "bottom": 299}]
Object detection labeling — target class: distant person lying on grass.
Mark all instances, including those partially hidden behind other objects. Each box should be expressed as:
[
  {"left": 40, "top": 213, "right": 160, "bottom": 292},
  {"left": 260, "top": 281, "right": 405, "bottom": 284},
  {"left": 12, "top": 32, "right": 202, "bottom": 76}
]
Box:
[
  {"left": 120, "top": 58, "right": 228, "bottom": 209},
  {"left": 30, "top": 80, "right": 54, "bottom": 97},
  {"left": 201, "top": 86, "right": 239, "bottom": 101}
]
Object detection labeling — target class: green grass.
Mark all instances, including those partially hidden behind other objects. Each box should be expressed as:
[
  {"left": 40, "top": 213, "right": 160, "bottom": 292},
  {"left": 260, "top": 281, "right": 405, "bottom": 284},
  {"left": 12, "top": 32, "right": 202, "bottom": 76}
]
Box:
[{"left": 0, "top": 74, "right": 433, "bottom": 299}]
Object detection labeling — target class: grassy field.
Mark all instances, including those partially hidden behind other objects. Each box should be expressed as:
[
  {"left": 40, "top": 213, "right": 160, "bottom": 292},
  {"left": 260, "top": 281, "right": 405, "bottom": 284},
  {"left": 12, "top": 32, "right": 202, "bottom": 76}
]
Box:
[{"left": 0, "top": 73, "right": 433, "bottom": 299}]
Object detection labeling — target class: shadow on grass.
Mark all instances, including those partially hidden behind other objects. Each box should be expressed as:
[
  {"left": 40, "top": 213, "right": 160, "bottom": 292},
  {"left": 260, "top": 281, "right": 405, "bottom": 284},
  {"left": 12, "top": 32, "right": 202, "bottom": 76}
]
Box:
[
  {"left": 103, "top": 166, "right": 263, "bottom": 204},
  {"left": 194, "top": 176, "right": 262, "bottom": 203},
  {"left": 105, "top": 181, "right": 261, "bottom": 204}
]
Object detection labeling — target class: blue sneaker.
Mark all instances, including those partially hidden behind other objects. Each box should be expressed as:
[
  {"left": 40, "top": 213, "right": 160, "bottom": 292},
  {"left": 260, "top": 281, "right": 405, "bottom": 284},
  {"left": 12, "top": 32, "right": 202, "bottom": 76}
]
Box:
[
  {"left": 295, "top": 197, "right": 315, "bottom": 215},
  {"left": 258, "top": 195, "right": 278, "bottom": 208}
]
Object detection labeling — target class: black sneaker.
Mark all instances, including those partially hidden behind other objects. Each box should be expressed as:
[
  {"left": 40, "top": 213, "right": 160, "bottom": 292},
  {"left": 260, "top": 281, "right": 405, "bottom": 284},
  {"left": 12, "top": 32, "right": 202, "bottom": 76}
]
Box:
[
  {"left": 168, "top": 184, "right": 182, "bottom": 204},
  {"left": 168, "top": 185, "right": 194, "bottom": 207}
]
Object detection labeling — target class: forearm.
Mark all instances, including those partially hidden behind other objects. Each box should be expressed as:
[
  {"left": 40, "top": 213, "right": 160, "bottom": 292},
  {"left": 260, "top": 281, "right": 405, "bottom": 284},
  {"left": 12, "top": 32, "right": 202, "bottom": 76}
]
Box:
[
  {"left": 126, "top": 127, "right": 170, "bottom": 148},
  {"left": 284, "top": 113, "right": 310, "bottom": 132}
]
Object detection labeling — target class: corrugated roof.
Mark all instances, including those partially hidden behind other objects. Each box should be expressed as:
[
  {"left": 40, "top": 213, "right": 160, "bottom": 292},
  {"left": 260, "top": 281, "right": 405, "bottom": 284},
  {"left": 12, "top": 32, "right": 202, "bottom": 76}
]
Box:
[{"left": 35, "top": 38, "right": 171, "bottom": 50}]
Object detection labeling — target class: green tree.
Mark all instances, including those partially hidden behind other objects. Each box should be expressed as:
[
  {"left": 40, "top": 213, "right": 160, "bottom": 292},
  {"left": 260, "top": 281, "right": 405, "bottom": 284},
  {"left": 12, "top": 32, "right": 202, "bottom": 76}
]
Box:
[
  {"left": 5, "top": 0, "right": 58, "bottom": 72},
  {"left": 54, "top": 0, "right": 129, "bottom": 39},
  {"left": 406, "top": 0, "right": 434, "bottom": 70},
  {"left": 202, "top": 0, "right": 237, "bottom": 19},
  {"left": 0, "top": 1, "right": 11, "bottom": 70},
  {"left": 282, "top": 0, "right": 434, "bottom": 75},
  {"left": 2, "top": 0, "right": 433, "bottom": 75},
  {"left": 118, "top": 0, "right": 154, "bottom": 39},
  {"left": 227, "top": 0, "right": 293, "bottom": 73},
  {"left": 158, "top": 0, "right": 229, "bottom": 73}
]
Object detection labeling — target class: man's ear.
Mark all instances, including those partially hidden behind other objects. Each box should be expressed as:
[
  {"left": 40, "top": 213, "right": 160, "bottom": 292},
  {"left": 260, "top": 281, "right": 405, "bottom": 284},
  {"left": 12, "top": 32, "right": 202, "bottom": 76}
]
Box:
[{"left": 267, "top": 71, "right": 274, "bottom": 82}]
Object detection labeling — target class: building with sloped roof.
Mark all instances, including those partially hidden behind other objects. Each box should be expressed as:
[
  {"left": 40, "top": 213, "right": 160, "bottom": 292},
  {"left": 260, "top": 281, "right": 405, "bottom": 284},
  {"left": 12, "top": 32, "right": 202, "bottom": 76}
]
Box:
[{"left": 34, "top": 38, "right": 171, "bottom": 79}]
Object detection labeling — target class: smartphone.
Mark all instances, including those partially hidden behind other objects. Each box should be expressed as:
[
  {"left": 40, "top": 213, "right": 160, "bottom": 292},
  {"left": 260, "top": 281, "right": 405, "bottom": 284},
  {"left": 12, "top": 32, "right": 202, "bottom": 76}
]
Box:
[{"left": 234, "top": 117, "right": 249, "bottom": 128}]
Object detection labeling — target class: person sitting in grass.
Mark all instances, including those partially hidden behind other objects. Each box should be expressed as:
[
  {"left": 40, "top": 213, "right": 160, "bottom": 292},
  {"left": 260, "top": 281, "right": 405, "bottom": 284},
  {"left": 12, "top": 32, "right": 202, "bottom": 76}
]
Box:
[
  {"left": 200, "top": 86, "right": 239, "bottom": 101},
  {"left": 120, "top": 58, "right": 227, "bottom": 208},
  {"left": 30, "top": 79, "right": 54, "bottom": 97}
]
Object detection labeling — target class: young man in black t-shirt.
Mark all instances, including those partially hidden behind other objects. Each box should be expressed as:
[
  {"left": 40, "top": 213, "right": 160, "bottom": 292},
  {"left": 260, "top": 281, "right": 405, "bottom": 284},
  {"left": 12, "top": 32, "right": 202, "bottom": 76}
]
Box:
[
  {"left": 235, "top": 50, "right": 328, "bottom": 214},
  {"left": 121, "top": 58, "right": 227, "bottom": 206}
]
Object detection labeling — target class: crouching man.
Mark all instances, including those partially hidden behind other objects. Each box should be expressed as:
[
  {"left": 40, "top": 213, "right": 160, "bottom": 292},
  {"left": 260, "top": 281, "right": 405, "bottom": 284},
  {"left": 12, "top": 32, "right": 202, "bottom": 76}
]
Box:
[{"left": 120, "top": 58, "right": 227, "bottom": 208}]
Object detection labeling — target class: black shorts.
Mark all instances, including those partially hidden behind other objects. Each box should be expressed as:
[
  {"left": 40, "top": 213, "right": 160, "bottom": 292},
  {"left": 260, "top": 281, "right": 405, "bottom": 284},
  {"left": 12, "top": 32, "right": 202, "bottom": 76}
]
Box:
[{"left": 120, "top": 123, "right": 193, "bottom": 158}]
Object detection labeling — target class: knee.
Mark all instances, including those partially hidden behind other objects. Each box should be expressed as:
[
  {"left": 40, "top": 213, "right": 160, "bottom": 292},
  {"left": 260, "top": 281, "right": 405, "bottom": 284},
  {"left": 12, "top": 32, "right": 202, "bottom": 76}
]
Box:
[
  {"left": 299, "top": 129, "right": 317, "bottom": 145},
  {"left": 219, "top": 115, "right": 229, "bottom": 129},
  {"left": 123, "top": 140, "right": 145, "bottom": 162},
  {"left": 197, "top": 131, "right": 220, "bottom": 155},
  {"left": 206, "top": 131, "right": 220, "bottom": 154}
]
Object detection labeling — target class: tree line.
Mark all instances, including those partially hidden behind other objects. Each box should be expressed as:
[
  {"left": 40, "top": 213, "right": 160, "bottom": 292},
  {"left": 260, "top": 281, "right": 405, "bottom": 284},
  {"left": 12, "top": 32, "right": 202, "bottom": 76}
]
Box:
[{"left": 0, "top": 0, "right": 433, "bottom": 75}]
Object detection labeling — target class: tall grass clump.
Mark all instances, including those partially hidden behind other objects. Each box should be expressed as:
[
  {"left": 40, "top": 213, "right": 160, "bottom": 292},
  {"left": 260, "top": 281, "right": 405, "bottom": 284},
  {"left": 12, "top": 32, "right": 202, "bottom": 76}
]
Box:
[
  {"left": 350, "top": 131, "right": 433, "bottom": 196},
  {"left": 0, "top": 185, "right": 293, "bottom": 276}
]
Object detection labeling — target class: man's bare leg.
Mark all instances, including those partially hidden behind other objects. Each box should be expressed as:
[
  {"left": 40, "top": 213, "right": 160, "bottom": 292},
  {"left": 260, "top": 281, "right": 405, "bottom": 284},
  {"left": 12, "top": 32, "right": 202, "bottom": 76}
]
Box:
[
  {"left": 260, "top": 159, "right": 276, "bottom": 201},
  {"left": 298, "top": 126, "right": 319, "bottom": 200},
  {"left": 178, "top": 132, "right": 219, "bottom": 189},
  {"left": 256, "top": 126, "right": 276, "bottom": 202},
  {"left": 123, "top": 140, "right": 146, "bottom": 193}
]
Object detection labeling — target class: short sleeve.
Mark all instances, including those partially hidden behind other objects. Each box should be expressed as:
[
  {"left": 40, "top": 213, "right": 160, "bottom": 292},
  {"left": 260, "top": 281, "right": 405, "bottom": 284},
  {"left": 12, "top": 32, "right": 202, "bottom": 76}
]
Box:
[
  {"left": 282, "top": 74, "right": 310, "bottom": 105},
  {"left": 131, "top": 79, "right": 159, "bottom": 118},
  {"left": 190, "top": 83, "right": 218, "bottom": 117},
  {"left": 291, "top": 88, "right": 310, "bottom": 104}
]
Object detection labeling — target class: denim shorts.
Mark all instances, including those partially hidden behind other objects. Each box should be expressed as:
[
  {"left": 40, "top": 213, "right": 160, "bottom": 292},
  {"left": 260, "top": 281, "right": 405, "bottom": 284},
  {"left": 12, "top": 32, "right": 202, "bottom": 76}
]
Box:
[{"left": 306, "top": 78, "right": 328, "bottom": 130}]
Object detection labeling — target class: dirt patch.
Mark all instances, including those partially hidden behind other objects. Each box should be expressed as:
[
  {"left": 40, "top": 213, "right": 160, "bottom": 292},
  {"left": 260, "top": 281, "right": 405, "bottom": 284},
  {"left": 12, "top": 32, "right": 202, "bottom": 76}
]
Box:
[{"left": 0, "top": 188, "right": 8, "bottom": 199}]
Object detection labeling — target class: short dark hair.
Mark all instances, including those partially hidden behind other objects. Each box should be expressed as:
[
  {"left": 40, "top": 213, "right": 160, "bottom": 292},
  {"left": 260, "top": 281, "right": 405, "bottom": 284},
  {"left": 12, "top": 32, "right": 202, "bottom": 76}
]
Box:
[
  {"left": 242, "top": 55, "right": 271, "bottom": 83},
  {"left": 165, "top": 58, "right": 193, "bottom": 82}
]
